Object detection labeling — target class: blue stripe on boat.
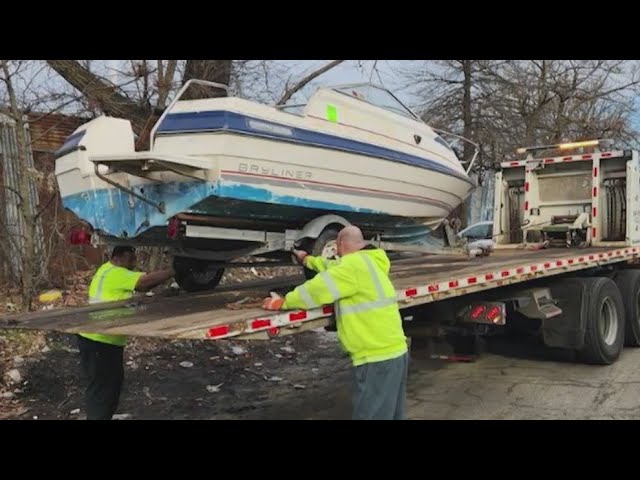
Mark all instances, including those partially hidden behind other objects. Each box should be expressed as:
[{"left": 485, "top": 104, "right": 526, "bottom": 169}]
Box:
[{"left": 154, "top": 110, "right": 474, "bottom": 186}]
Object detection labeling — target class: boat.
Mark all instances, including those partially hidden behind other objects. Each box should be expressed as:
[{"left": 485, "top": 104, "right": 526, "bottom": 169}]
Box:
[{"left": 54, "top": 79, "right": 478, "bottom": 290}]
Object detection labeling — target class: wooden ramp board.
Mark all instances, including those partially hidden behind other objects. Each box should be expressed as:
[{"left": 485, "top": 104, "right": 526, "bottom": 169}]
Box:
[{"left": 0, "top": 247, "right": 631, "bottom": 340}]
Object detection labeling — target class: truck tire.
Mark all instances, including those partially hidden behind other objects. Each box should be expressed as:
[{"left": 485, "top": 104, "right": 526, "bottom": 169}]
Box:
[
  {"left": 577, "top": 277, "right": 626, "bottom": 365},
  {"left": 611, "top": 269, "right": 640, "bottom": 347},
  {"left": 173, "top": 256, "right": 225, "bottom": 292},
  {"left": 302, "top": 227, "right": 340, "bottom": 280}
]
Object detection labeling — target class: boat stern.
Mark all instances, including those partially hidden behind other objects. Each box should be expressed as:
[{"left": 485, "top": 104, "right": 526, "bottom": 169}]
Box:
[{"left": 54, "top": 116, "right": 218, "bottom": 241}]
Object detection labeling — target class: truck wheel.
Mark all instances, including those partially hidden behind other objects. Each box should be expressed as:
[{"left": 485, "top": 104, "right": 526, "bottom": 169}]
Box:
[
  {"left": 611, "top": 269, "right": 640, "bottom": 347},
  {"left": 173, "top": 256, "right": 225, "bottom": 292},
  {"left": 577, "top": 277, "right": 626, "bottom": 365},
  {"left": 302, "top": 227, "right": 341, "bottom": 280}
]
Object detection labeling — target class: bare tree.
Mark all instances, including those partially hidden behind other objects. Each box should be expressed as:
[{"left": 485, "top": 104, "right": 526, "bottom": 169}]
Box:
[{"left": 0, "top": 60, "right": 45, "bottom": 310}]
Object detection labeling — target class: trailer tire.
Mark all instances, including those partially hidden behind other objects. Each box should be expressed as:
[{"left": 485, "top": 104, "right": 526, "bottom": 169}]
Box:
[
  {"left": 302, "top": 226, "right": 341, "bottom": 280},
  {"left": 173, "top": 257, "right": 225, "bottom": 292},
  {"left": 611, "top": 269, "right": 640, "bottom": 347},
  {"left": 577, "top": 277, "right": 626, "bottom": 365}
]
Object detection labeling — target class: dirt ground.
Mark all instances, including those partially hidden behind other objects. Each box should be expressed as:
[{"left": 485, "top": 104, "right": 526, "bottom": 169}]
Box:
[
  {"left": 4, "top": 327, "right": 640, "bottom": 420},
  {"left": 0, "top": 328, "right": 354, "bottom": 420}
]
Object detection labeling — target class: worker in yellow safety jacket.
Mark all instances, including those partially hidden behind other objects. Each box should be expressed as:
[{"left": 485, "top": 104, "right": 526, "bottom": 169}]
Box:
[
  {"left": 263, "top": 225, "right": 408, "bottom": 420},
  {"left": 78, "top": 246, "right": 175, "bottom": 420}
]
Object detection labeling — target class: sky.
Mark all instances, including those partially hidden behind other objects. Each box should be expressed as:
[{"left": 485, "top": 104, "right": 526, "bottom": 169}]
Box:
[{"left": 275, "top": 60, "right": 420, "bottom": 106}]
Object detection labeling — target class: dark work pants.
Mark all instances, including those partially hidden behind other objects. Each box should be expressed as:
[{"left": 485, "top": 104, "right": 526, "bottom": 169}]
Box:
[
  {"left": 77, "top": 335, "right": 124, "bottom": 420},
  {"left": 352, "top": 352, "right": 409, "bottom": 420}
]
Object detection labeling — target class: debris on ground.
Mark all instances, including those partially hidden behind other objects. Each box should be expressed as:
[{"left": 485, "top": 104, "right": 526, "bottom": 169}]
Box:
[
  {"left": 0, "top": 328, "right": 350, "bottom": 420},
  {"left": 231, "top": 346, "right": 246, "bottom": 356},
  {"left": 5, "top": 369, "right": 22, "bottom": 384},
  {"left": 112, "top": 413, "right": 132, "bottom": 420}
]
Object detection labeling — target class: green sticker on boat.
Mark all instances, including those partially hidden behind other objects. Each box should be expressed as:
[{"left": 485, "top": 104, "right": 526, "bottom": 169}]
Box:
[{"left": 327, "top": 104, "right": 338, "bottom": 122}]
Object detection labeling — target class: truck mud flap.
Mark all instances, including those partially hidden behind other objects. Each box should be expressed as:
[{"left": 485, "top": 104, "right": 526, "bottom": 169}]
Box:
[{"left": 540, "top": 278, "right": 589, "bottom": 349}]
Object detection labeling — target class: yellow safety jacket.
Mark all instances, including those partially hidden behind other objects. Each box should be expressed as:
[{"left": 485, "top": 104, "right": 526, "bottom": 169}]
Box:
[
  {"left": 283, "top": 246, "right": 407, "bottom": 366},
  {"left": 80, "top": 261, "right": 144, "bottom": 346}
]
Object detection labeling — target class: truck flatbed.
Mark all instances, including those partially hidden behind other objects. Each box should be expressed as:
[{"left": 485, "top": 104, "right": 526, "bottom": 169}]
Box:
[{"left": 3, "top": 246, "right": 638, "bottom": 341}]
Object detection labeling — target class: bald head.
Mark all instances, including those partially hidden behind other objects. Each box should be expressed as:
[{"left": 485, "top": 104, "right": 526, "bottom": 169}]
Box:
[{"left": 337, "top": 225, "right": 366, "bottom": 256}]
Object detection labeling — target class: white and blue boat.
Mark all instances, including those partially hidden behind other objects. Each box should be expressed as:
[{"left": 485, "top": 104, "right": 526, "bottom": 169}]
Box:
[{"left": 54, "top": 80, "right": 477, "bottom": 289}]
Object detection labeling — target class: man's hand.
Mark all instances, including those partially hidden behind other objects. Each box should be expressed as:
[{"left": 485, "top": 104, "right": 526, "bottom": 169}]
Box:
[
  {"left": 291, "top": 249, "right": 308, "bottom": 265},
  {"left": 262, "top": 295, "right": 285, "bottom": 310}
]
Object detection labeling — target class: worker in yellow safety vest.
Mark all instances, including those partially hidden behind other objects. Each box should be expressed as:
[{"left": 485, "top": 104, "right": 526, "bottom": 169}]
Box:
[
  {"left": 78, "top": 246, "right": 175, "bottom": 420},
  {"left": 262, "top": 225, "right": 408, "bottom": 420}
]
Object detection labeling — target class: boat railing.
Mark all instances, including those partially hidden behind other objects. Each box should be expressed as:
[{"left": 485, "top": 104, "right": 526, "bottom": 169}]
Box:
[
  {"left": 432, "top": 128, "right": 480, "bottom": 175},
  {"left": 150, "top": 79, "right": 231, "bottom": 150}
]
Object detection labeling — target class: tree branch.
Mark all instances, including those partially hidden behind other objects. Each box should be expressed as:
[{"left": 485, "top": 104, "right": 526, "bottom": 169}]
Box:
[{"left": 277, "top": 60, "right": 345, "bottom": 105}]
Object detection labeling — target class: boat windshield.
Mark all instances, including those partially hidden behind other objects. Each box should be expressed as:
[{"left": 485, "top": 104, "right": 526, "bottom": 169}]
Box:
[{"left": 333, "top": 84, "right": 418, "bottom": 120}]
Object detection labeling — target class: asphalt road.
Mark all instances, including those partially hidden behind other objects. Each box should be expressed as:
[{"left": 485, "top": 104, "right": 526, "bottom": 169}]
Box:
[{"left": 404, "top": 336, "right": 640, "bottom": 420}]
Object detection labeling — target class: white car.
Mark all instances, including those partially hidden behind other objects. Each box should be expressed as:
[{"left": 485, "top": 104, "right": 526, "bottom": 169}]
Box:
[{"left": 457, "top": 220, "right": 495, "bottom": 255}]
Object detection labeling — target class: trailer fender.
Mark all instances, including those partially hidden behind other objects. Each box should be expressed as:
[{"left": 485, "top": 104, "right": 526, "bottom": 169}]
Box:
[
  {"left": 295, "top": 215, "right": 351, "bottom": 242},
  {"left": 540, "top": 278, "right": 591, "bottom": 349}
]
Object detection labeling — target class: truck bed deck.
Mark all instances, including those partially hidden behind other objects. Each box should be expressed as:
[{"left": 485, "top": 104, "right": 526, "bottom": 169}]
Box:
[{"left": 2, "top": 246, "right": 638, "bottom": 341}]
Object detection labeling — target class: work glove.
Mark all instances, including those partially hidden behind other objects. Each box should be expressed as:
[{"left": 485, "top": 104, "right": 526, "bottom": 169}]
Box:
[{"left": 262, "top": 292, "right": 285, "bottom": 310}]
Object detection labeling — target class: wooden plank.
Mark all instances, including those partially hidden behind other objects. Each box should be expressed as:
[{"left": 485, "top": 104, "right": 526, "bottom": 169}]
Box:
[{"left": 0, "top": 247, "right": 618, "bottom": 340}]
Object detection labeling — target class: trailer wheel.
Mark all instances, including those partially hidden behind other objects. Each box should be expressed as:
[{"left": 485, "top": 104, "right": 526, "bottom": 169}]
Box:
[
  {"left": 577, "top": 277, "right": 626, "bottom": 365},
  {"left": 302, "top": 226, "right": 341, "bottom": 280},
  {"left": 611, "top": 269, "right": 640, "bottom": 347},
  {"left": 173, "top": 257, "right": 225, "bottom": 292}
]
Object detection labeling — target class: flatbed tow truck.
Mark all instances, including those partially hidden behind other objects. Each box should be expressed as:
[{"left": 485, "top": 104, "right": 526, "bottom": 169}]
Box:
[{"left": 3, "top": 139, "right": 640, "bottom": 366}]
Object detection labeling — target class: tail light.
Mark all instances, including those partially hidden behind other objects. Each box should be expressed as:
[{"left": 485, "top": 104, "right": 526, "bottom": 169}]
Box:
[
  {"left": 460, "top": 302, "right": 506, "bottom": 325},
  {"left": 69, "top": 228, "right": 91, "bottom": 245},
  {"left": 167, "top": 217, "right": 180, "bottom": 239}
]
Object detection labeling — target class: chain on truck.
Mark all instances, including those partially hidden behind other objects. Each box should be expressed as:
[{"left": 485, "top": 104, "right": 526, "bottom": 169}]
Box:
[{"left": 4, "top": 138, "right": 640, "bottom": 367}]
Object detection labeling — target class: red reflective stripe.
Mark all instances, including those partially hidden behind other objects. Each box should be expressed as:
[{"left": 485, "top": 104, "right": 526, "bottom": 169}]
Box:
[
  {"left": 405, "top": 288, "right": 418, "bottom": 297},
  {"left": 516, "top": 268, "right": 524, "bottom": 274},
  {"left": 467, "top": 277, "right": 477, "bottom": 284},
  {"left": 449, "top": 281, "right": 459, "bottom": 288},
  {"left": 428, "top": 284, "right": 439, "bottom": 292},
  {"left": 322, "top": 305, "right": 334, "bottom": 314},
  {"left": 485, "top": 274, "right": 494, "bottom": 280},
  {"left": 593, "top": 167, "right": 598, "bottom": 177},
  {"left": 582, "top": 154, "right": 592, "bottom": 160},
  {"left": 556, "top": 261, "right": 563, "bottom": 266},
  {"left": 593, "top": 207, "right": 597, "bottom": 217},
  {"left": 289, "top": 311, "right": 307, "bottom": 322},
  {"left": 207, "top": 325, "right": 229, "bottom": 338},
  {"left": 563, "top": 156, "right": 573, "bottom": 161},
  {"left": 592, "top": 228, "right": 597, "bottom": 237},
  {"left": 251, "top": 319, "right": 271, "bottom": 329},
  {"left": 501, "top": 271, "right": 510, "bottom": 277},
  {"left": 530, "top": 265, "right": 538, "bottom": 271},
  {"left": 544, "top": 262, "right": 551, "bottom": 268},
  {"left": 593, "top": 187, "right": 598, "bottom": 197}
]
